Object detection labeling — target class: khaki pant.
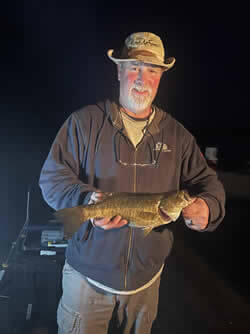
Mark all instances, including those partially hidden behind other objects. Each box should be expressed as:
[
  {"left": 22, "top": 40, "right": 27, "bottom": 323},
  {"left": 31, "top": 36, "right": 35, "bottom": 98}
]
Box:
[{"left": 57, "top": 261, "right": 160, "bottom": 334}]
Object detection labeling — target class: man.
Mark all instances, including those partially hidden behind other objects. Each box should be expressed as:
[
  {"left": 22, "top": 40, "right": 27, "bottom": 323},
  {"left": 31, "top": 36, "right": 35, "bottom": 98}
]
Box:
[{"left": 39, "top": 32, "right": 225, "bottom": 334}]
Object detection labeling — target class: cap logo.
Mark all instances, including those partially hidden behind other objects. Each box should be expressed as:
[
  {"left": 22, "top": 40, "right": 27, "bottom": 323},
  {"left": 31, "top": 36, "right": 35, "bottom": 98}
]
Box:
[{"left": 126, "top": 36, "right": 159, "bottom": 49}]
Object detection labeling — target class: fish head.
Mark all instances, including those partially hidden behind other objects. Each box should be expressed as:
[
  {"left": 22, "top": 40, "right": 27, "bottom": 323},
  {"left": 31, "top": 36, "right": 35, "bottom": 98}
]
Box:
[{"left": 159, "top": 190, "right": 194, "bottom": 222}]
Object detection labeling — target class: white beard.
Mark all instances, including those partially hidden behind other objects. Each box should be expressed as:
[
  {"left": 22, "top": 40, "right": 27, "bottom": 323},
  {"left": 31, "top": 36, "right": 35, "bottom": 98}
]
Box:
[{"left": 123, "top": 85, "right": 153, "bottom": 114}]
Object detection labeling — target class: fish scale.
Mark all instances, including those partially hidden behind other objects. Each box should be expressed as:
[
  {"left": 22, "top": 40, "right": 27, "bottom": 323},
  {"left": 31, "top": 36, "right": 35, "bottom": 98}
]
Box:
[
  {"left": 54, "top": 190, "right": 194, "bottom": 239},
  {"left": 84, "top": 193, "right": 163, "bottom": 227}
]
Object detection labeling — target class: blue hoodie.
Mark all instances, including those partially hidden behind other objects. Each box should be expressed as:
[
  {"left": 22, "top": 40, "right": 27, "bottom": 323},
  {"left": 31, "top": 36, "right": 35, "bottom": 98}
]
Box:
[{"left": 39, "top": 100, "right": 225, "bottom": 290}]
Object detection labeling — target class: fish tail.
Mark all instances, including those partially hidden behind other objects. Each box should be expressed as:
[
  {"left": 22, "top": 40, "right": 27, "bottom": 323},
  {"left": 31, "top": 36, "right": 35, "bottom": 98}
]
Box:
[
  {"left": 53, "top": 206, "right": 88, "bottom": 239},
  {"left": 54, "top": 206, "right": 82, "bottom": 223}
]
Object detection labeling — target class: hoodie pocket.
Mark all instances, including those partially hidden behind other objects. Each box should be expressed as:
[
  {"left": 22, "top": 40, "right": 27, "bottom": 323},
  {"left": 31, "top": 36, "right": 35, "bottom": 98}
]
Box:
[{"left": 132, "top": 228, "right": 174, "bottom": 271}]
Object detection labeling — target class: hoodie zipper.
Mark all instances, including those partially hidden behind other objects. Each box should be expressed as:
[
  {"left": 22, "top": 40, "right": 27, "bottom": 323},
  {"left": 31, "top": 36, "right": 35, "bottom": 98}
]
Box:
[
  {"left": 124, "top": 147, "right": 137, "bottom": 289},
  {"left": 133, "top": 148, "right": 137, "bottom": 192},
  {"left": 124, "top": 227, "right": 132, "bottom": 289}
]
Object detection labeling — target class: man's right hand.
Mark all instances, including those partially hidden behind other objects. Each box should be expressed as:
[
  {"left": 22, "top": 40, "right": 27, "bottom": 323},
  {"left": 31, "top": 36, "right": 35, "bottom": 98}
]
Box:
[
  {"left": 89, "top": 191, "right": 128, "bottom": 230},
  {"left": 94, "top": 216, "right": 128, "bottom": 230},
  {"left": 88, "top": 191, "right": 107, "bottom": 205}
]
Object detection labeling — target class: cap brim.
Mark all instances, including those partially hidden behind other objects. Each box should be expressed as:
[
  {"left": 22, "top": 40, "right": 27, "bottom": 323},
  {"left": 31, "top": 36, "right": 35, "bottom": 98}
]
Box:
[{"left": 107, "top": 49, "right": 175, "bottom": 71}]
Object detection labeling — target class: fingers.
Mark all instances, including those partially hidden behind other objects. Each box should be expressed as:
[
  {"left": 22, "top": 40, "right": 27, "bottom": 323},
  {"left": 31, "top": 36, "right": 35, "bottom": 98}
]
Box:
[
  {"left": 184, "top": 217, "right": 208, "bottom": 230},
  {"left": 88, "top": 191, "right": 111, "bottom": 205},
  {"left": 88, "top": 191, "right": 103, "bottom": 204},
  {"left": 93, "top": 216, "right": 128, "bottom": 230},
  {"left": 182, "top": 197, "right": 197, "bottom": 214},
  {"left": 182, "top": 197, "right": 208, "bottom": 217},
  {"left": 89, "top": 191, "right": 127, "bottom": 230},
  {"left": 182, "top": 198, "right": 209, "bottom": 230}
]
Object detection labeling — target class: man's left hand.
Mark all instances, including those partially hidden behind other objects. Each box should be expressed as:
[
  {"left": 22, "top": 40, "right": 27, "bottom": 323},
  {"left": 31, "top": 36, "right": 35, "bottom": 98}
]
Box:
[{"left": 182, "top": 197, "right": 209, "bottom": 231}]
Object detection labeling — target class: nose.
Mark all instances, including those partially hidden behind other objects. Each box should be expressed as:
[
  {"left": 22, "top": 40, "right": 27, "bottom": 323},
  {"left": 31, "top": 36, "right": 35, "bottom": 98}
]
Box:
[{"left": 135, "top": 68, "right": 145, "bottom": 86}]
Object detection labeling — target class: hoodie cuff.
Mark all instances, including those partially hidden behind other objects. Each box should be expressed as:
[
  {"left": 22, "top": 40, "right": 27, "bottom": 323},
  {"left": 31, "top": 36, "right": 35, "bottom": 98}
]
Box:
[
  {"left": 83, "top": 192, "right": 93, "bottom": 205},
  {"left": 197, "top": 195, "right": 222, "bottom": 232},
  {"left": 201, "top": 196, "right": 218, "bottom": 222}
]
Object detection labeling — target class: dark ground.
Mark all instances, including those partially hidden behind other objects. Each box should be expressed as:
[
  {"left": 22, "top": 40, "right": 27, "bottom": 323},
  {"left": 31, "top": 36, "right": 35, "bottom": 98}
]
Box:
[{"left": 153, "top": 222, "right": 250, "bottom": 333}]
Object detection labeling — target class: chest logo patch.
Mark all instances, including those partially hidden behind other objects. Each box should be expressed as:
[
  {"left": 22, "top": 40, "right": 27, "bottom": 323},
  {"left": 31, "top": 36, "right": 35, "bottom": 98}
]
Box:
[{"left": 154, "top": 142, "right": 172, "bottom": 152}]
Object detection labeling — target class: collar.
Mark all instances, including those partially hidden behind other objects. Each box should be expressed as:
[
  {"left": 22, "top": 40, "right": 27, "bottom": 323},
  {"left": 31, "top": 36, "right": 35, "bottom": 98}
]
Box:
[{"left": 106, "top": 99, "right": 165, "bottom": 136}]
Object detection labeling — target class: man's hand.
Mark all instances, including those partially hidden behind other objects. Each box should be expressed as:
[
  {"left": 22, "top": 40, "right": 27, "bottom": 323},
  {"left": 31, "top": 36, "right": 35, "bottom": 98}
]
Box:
[
  {"left": 93, "top": 216, "right": 128, "bottom": 230},
  {"left": 89, "top": 191, "right": 128, "bottom": 230},
  {"left": 182, "top": 197, "right": 209, "bottom": 231}
]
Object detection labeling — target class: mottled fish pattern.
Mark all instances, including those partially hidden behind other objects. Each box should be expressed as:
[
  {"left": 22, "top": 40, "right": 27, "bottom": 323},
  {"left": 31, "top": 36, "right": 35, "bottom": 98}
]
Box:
[{"left": 54, "top": 190, "right": 194, "bottom": 238}]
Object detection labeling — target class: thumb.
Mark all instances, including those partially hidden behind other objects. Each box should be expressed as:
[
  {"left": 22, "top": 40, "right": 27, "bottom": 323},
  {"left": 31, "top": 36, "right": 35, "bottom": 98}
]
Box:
[{"left": 182, "top": 197, "right": 197, "bottom": 214}]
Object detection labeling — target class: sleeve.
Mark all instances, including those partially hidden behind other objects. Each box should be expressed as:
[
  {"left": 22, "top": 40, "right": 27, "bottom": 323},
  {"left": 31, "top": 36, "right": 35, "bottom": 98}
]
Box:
[
  {"left": 180, "top": 134, "right": 226, "bottom": 232},
  {"left": 39, "top": 113, "right": 98, "bottom": 210}
]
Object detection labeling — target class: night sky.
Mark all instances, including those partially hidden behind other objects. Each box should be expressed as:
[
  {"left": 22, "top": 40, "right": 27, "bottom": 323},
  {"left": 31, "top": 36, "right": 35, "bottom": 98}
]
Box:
[{"left": 0, "top": 2, "right": 249, "bottom": 272}]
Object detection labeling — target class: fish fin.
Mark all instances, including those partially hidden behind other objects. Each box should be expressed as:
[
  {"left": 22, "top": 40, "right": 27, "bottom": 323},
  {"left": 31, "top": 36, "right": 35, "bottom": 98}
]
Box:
[
  {"left": 54, "top": 207, "right": 85, "bottom": 239},
  {"left": 142, "top": 227, "right": 153, "bottom": 237}
]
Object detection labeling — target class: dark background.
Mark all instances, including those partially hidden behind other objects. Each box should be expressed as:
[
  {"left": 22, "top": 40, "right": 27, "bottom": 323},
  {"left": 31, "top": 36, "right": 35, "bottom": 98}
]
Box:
[{"left": 1, "top": 0, "right": 249, "bottom": 303}]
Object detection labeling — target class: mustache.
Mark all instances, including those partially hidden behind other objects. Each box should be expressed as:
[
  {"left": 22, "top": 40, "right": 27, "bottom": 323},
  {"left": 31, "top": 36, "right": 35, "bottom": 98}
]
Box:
[{"left": 130, "top": 84, "right": 152, "bottom": 94}]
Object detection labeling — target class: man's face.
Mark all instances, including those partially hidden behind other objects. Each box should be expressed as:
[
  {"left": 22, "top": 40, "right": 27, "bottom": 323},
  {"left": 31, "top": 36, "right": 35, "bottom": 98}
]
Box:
[{"left": 118, "top": 61, "right": 163, "bottom": 115}]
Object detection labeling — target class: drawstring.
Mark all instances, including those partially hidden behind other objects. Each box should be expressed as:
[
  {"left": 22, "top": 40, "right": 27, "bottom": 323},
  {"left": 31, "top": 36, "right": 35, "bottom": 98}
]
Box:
[
  {"left": 96, "top": 103, "right": 164, "bottom": 167},
  {"left": 115, "top": 126, "right": 164, "bottom": 168},
  {"left": 147, "top": 127, "right": 164, "bottom": 167},
  {"left": 113, "top": 128, "right": 127, "bottom": 163}
]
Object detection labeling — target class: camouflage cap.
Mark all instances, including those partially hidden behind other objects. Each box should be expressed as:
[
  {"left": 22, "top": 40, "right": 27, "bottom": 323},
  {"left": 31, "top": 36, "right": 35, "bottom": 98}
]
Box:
[{"left": 107, "top": 32, "right": 175, "bottom": 71}]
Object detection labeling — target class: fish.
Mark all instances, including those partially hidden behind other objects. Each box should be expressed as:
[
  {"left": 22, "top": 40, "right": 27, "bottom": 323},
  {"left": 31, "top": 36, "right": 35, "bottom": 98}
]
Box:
[{"left": 54, "top": 190, "right": 194, "bottom": 239}]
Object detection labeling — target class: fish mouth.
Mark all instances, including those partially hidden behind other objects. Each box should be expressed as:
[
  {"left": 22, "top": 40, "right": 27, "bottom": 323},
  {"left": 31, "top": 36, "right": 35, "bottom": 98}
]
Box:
[{"left": 159, "top": 208, "right": 171, "bottom": 222}]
